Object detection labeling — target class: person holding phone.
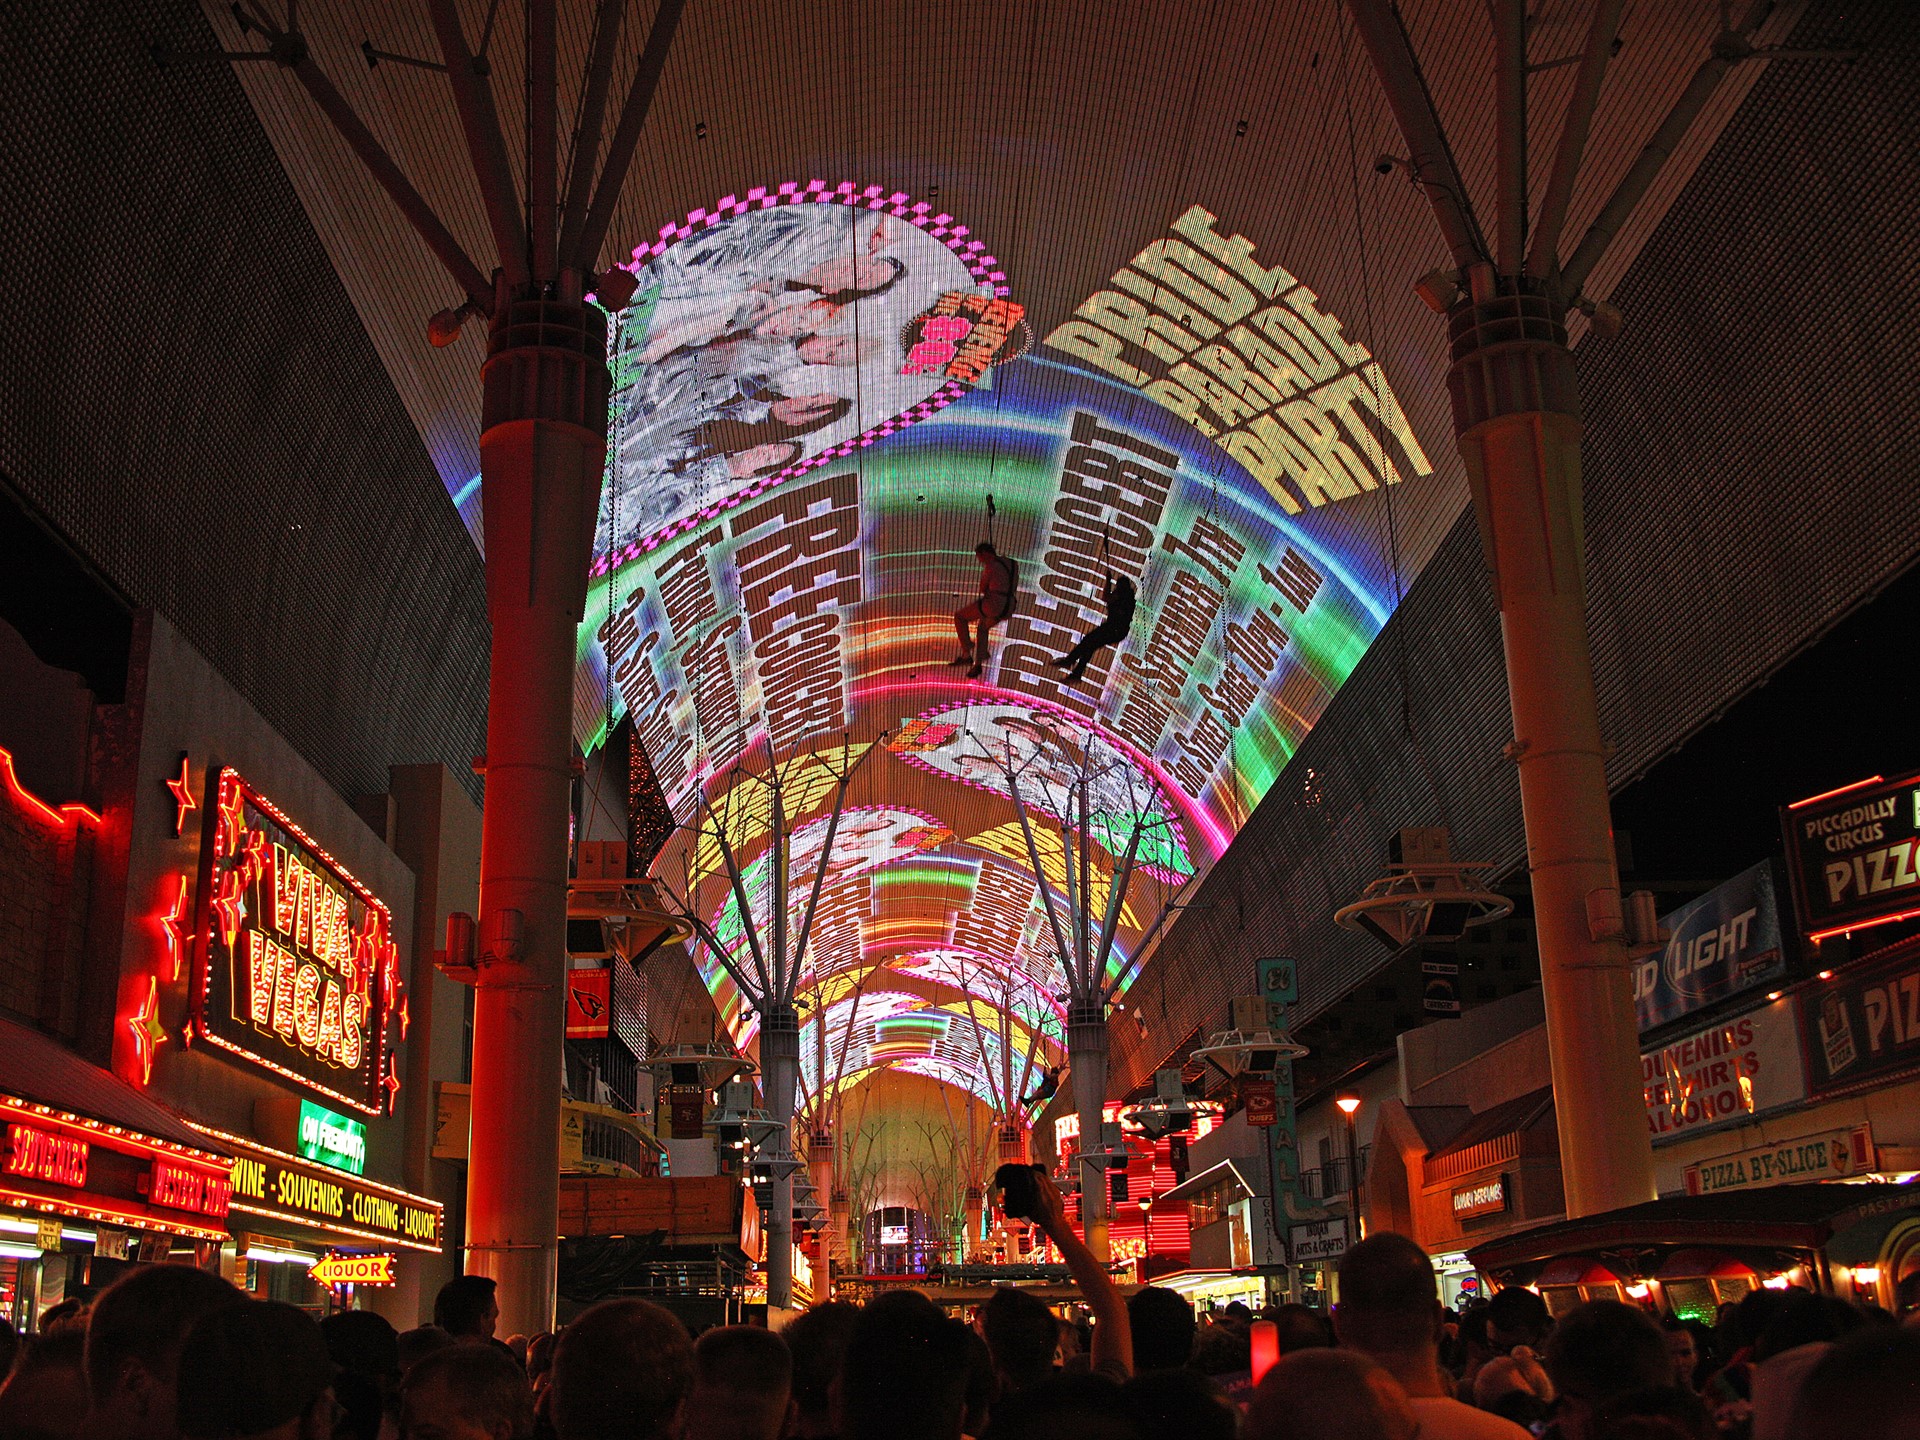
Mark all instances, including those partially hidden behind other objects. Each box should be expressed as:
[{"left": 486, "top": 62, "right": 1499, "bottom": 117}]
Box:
[{"left": 993, "top": 1164, "right": 1134, "bottom": 1380}]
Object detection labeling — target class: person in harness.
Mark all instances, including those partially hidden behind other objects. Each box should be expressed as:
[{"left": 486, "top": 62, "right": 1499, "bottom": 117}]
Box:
[
  {"left": 1053, "top": 573, "right": 1136, "bottom": 683},
  {"left": 953, "top": 541, "right": 1019, "bottom": 679}
]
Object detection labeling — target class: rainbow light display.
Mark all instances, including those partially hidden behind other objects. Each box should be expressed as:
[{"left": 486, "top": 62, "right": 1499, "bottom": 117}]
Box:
[{"left": 548, "top": 182, "right": 1436, "bottom": 1113}]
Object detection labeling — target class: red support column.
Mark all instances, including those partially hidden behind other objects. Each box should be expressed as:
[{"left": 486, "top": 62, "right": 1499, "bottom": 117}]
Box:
[
  {"left": 1447, "top": 288, "right": 1654, "bottom": 1217},
  {"left": 466, "top": 296, "right": 609, "bottom": 1334}
]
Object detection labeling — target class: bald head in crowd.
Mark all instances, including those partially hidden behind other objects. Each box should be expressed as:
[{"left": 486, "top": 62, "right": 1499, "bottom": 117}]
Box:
[
  {"left": 682, "top": 1327, "right": 792, "bottom": 1440},
  {"left": 548, "top": 1300, "right": 693, "bottom": 1440},
  {"left": 1244, "top": 1350, "right": 1417, "bottom": 1440},
  {"left": 83, "top": 1264, "right": 244, "bottom": 1440}
]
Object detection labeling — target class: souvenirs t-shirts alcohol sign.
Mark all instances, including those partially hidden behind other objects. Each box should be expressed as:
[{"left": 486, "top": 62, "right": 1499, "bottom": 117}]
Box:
[
  {"left": 1780, "top": 771, "right": 1920, "bottom": 941},
  {"left": 190, "top": 769, "right": 402, "bottom": 1115}
]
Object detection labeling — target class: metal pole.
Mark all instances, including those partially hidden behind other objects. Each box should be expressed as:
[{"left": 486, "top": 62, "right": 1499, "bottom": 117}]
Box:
[
  {"left": 1493, "top": 0, "right": 1529, "bottom": 276},
  {"left": 1445, "top": 291, "right": 1654, "bottom": 1214},
  {"left": 466, "top": 293, "right": 610, "bottom": 1334},
  {"left": 762, "top": 1004, "right": 799, "bottom": 1311},
  {"left": 1069, "top": 1003, "right": 1110, "bottom": 1264},
  {"left": 1344, "top": 1109, "right": 1361, "bottom": 1240},
  {"left": 571, "top": 0, "right": 690, "bottom": 274},
  {"left": 1345, "top": 3, "right": 1656, "bottom": 1217},
  {"left": 424, "top": 0, "right": 530, "bottom": 288},
  {"left": 1524, "top": 0, "right": 1627, "bottom": 280},
  {"left": 1341, "top": 0, "right": 1486, "bottom": 272},
  {"left": 1559, "top": 6, "right": 1769, "bottom": 297}
]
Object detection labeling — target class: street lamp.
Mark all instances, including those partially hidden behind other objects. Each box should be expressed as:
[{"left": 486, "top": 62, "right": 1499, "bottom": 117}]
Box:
[{"left": 1335, "top": 1093, "right": 1362, "bottom": 1242}]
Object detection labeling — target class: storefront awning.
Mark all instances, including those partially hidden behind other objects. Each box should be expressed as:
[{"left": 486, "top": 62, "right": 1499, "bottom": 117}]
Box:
[
  {"left": 0, "top": 1017, "right": 233, "bottom": 1240},
  {"left": 1157, "top": 1159, "right": 1265, "bottom": 1208},
  {"left": 1423, "top": 1087, "right": 1554, "bottom": 1184},
  {"left": 1467, "top": 1181, "right": 1920, "bottom": 1278},
  {"left": 0, "top": 1016, "right": 224, "bottom": 1155}
]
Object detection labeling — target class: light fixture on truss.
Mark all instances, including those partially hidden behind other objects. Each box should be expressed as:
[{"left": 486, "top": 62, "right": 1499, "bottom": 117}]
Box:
[
  {"left": 646, "top": 1043, "right": 757, "bottom": 1114},
  {"left": 1333, "top": 827, "right": 1513, "bottom": 950},
  {"left": 709, "top": 1079, "right": 786, "bottom": 1156},
  {"left": 1121, "top": 1068, "right": 1199, "bottom": 1141},
  {"left": 1191, "top": 996, "right": 1309, "bottom": 1080}
]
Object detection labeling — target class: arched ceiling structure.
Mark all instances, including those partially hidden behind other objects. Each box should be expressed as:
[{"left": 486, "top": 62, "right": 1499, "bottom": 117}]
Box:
[{"left": 203, "top": 0, "right": 1804, "bottom": 1114}]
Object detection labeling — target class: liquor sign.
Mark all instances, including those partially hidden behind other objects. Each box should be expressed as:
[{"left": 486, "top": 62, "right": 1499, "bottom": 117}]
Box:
[
  {"left": 1683, "top": 1124, "right": 1875, "bottom": 1196},
  {"left": 1781, "top": 772, "right": 1920, "bottom": 941},
  {"left": 1288, "top": 1217, "right": 1349, "bottom": 1263},
  {"left": 201, "top": 1125, "right": 443, "bottom": 1252},
  {"left": 1635, "top": 863, "right": 1788, "bottom": 1031},
  {"left": 190, "top": 768, "right": 403, "bottom": 1116},
  {"left": 1642, "top": 999, "right": 1807, "bottom": 1143},
  {"left": 1451, "top": 1174, "right": 1510, "bottom": 1221},
  {"left": 1800, "top": 946, "right": 1920, "bottom": 1095},
  {"left": 297, "top": 1101, "right": 368, "bottom": 1177},
  {"left": 309, "top": 1252, "right": 397, "bottom": 1287},
  {"left": 565, "top": 969, "right": 612, "bottom": 1039}
]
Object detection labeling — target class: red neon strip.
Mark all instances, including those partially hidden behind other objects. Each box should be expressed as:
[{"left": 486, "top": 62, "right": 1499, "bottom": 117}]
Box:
[
  {"left": 1807, "top": 907, "right": 1920, "bottom": 944},
  {"left": 1789, "top": 775, "right": 1886, "bottom": 810},
  {"left": 0, "top": 1096, "right": 227, "bottom": 1168},
  {"left": 0, "top": 747, "right": 102, "bottom": 828},
  {"left": 0, "top": 1184, "right": 229, "bottom": 1243}
]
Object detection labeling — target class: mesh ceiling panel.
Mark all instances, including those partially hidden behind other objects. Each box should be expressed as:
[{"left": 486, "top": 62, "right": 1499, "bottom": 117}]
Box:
[{"left": 0, "top": 2, "right": 490, "bottom": 805}]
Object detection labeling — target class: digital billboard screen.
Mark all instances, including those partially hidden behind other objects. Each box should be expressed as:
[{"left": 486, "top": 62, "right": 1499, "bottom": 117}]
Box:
[{"left": 559, "top": 182, "right": 1456, "bottom": 1110}]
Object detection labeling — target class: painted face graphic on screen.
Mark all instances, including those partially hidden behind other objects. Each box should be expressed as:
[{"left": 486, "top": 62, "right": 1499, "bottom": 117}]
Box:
[
  {"left": 604, "top": 202, "right": 976, "bottom": 551},
  {"left": 896, "top": 703, "right": 1193, "bottom": 876}
]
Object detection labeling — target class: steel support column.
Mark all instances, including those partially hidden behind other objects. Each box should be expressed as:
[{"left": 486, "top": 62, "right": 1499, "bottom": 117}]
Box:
[
  {"left": 761, "top": 1005, "right": 800, "bottom": 1309},
  {"left": 1068, "top": 1006, "right": 1110, "bottom": 1263},
  {"left": 466, "top": 297, "right": 609, "bottom": 1335},
  {"left": 1445, "top": 291, "right": 1654, "bottom": 1216}
]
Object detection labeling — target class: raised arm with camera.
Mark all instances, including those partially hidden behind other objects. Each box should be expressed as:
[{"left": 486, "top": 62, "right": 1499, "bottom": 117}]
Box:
[{"left": 995, "top": 1163, "right": 1133, "bottom": 1379}]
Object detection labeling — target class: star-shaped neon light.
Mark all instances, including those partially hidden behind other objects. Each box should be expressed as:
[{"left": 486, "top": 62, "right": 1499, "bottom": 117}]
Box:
[
  {"left": 380, "top": 940, "right": 401, "bottom": 1010},
  {"left": 128, "top": 976, "right": 166, "bottom": 1085},
  {"left": 159, "top": 874, "right": 192, "bottom": 981},
  {"left": 211, "top": 871, "right": 247, "bottom": 948},
  {"left": 381, "top": 1053, "right": 401, "bottom": 1112},
  {"left": 166, "top": 755, "right": 196, "bottom": 839},
  {"left": 215, "top": 778, "right": 245, "bottom": 857}
]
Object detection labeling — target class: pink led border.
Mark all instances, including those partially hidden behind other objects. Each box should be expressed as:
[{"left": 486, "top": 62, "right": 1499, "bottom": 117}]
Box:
[{"left": 591, "top": 179, "right": 1009, "bottom": 577}]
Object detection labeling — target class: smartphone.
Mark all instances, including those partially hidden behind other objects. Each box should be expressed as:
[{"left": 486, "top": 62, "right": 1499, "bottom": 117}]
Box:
[{"left": 992, "top": 1162, "right": 1046, "bottom": 1221}]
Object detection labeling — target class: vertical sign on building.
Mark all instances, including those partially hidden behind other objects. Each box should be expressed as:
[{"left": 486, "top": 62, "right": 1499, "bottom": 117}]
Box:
[{"left": 1256, "top": 956, "right": 1300, "bottom": 1243}]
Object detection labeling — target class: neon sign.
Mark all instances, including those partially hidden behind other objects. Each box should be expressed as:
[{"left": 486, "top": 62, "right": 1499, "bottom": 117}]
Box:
[
  {"left": 5, "top": 1124, "right": 88, "bottom": 1188},
  {"left": 149, "top": 1159, "right": 233, "bottom": 1218},
  {"left": 189, "top": 769, "right": 402, "bottom": 1115},
  {"left": 310, "top": 1252, "right": 397, "bottom": 1287},
  {"left": 297, "top": 1100, "right": 368, "bottom": 1177}
]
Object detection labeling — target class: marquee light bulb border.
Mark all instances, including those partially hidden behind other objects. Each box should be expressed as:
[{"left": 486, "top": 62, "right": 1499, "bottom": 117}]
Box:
[{"left": 185, "top": 767, "right": 403, "bottom": 1116}]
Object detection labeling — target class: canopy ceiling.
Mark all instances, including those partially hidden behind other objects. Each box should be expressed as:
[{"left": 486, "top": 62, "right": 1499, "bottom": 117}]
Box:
[{"left": 203, "top": 0, "right": 1802, "bottom": 1113}]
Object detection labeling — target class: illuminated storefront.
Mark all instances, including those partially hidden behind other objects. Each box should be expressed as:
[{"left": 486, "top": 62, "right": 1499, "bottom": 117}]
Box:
[
  {"left": 0, "top": 1020, "right": 233, "bottom": 1331},
  {"left": 186, "top": 1123, "right": 441, "bottom": 1306}
]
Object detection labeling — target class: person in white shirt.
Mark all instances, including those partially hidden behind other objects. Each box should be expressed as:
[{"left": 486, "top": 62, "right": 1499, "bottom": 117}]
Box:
[{"left": 1334, "top": 1232, "right": 1534, "bottom": 1440}]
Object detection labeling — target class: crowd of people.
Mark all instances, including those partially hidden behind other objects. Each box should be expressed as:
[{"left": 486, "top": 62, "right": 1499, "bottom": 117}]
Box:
[{"left": 1, "top": 1214, "right": 1914, "bottom": 1440}]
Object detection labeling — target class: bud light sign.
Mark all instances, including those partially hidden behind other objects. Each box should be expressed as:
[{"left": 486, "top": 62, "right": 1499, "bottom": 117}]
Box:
[{"left": 1634, "top": 863, "right": 1787, "bottom": 1031}]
